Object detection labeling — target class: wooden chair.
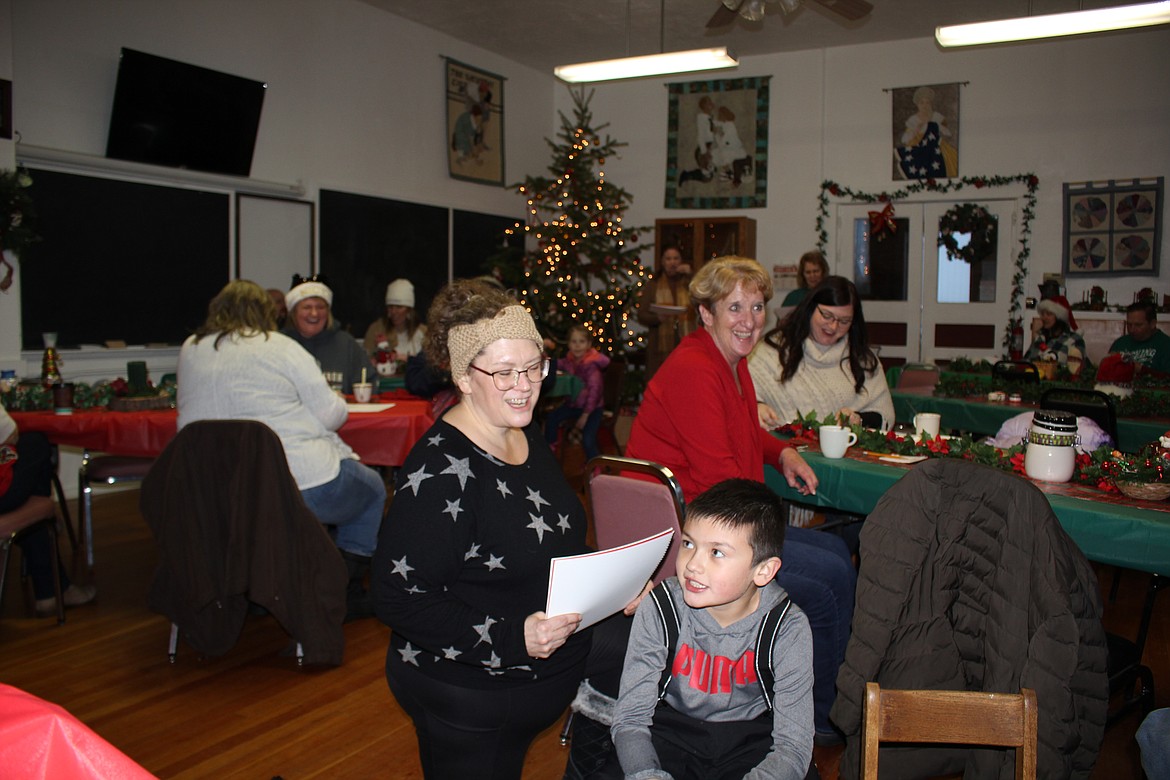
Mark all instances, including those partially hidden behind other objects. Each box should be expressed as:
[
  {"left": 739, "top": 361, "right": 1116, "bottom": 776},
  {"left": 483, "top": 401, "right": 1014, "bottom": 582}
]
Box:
[
  {"left": 862, "top": 682, "right": 1038, "bottom": 780},
  {"left": 0, "top": 496, "right": 65, "bottom": 624}
]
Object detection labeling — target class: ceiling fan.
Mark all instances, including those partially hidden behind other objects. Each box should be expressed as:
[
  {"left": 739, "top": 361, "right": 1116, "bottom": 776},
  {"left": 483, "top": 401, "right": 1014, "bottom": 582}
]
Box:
[{"left": 706, "top": 0, "right": 874, "bottom": 27}]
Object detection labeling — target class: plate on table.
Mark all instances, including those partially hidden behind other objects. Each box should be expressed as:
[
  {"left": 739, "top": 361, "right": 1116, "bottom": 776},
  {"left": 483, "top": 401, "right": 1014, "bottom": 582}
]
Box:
[
  {"left": 346, "top": 402, "right": 396, "bottom": 413},
  {"left": 879, "top": 454, "right": 929, "bottom": 464}
]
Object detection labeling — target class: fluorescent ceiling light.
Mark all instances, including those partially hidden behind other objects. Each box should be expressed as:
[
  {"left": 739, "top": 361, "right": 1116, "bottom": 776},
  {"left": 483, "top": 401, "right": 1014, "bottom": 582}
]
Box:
[
  {"left": 936, "top": 1, "right": 1170, "bottom": 47},
  {"left": 554, "top": 47, "right": 738, "bottom": 83}
]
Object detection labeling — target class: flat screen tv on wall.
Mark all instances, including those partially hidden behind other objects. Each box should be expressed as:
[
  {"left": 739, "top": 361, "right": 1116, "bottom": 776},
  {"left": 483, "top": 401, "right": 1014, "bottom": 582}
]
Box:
[{"left": 105, "top": 48, "right": 266, "bottom": 177}]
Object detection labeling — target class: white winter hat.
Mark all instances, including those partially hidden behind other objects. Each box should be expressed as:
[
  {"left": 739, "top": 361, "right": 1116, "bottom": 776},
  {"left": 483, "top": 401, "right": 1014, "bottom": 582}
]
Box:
[
  {"left": 286, "top": 281, "right": 333, "bottom": 311},
  {"left": 385, "top": 278, "right": 415, "bottom": 308}
]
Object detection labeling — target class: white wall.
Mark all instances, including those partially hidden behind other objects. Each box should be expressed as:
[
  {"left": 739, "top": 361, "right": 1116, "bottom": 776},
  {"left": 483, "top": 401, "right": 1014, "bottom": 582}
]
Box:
[
  {"left": 565, "top": 28, "right": 1169, "bottom": 309},
  {"left": 3, "top": 1, "right": 1168, "bottom": 378},
  {"left": 0, "top": 0, "right": 559, "bottom": 374}
]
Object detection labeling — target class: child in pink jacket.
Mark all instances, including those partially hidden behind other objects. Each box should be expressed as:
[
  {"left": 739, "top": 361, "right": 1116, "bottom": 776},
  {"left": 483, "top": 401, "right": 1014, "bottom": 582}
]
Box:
[{"left": 544, "top": 325, "right": 611, "bottom": 460}]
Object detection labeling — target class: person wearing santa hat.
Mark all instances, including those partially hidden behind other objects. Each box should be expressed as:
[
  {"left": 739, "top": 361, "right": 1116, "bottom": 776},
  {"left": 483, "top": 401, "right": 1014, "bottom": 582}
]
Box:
[
  {"left": 282, "top": 278, "right": 374, "bottom": 395},
  {"left": 1025, "top": 295, "right": 1090, "bottom": 367}
]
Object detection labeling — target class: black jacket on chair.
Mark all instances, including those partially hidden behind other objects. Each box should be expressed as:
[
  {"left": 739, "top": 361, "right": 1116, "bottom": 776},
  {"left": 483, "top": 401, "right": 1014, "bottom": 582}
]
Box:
[
  {"left": 831, "top": 458, "right": 1107, "bottom": 779},
  {"left": 140, "top": 420, "right": 348, "bottom": 666}
]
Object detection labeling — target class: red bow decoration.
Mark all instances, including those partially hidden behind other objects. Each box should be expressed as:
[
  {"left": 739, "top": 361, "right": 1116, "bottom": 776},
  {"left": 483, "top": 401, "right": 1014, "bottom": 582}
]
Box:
[{"left": 868, "top": 202, "right": 897, "bottom": 241}]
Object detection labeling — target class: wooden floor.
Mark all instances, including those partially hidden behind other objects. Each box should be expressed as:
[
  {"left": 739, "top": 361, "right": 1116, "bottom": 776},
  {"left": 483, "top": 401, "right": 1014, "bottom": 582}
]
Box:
[{"left": 1, "top": 487, "right": 1166, "bottom": 779}]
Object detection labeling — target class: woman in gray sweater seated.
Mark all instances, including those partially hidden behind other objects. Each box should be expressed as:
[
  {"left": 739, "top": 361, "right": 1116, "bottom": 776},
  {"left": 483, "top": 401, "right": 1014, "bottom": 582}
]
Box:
[{"left": 281, "top": 277, "right": 375, "bottom": 394}]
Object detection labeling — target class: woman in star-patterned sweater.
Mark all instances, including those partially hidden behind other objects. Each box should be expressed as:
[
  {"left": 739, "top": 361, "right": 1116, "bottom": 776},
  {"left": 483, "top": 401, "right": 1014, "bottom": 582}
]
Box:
[{"left": 373, "top": 280, "right": 607, "bottom": 779}]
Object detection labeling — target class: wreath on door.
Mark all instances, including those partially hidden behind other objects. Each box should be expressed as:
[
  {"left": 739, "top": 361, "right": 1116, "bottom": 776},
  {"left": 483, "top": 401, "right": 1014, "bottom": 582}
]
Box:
[{"left": 938, "top": 202, "right": 997, "bottom": 264}]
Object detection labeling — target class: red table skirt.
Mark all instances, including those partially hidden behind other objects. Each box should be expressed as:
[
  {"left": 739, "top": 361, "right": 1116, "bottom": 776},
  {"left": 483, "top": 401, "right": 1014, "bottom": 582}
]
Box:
[
  {"left": 10, "top": 398, "right": 434, "bottom": 468},
  {"left": 0, "top": 684, "right": 155, "bottom": 779}
]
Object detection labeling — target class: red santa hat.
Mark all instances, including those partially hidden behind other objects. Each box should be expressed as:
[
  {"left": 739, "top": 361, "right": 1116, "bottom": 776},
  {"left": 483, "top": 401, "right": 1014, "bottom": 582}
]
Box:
[{"left": 1036, "top": 295, "right": 1077, "bottom": 330}]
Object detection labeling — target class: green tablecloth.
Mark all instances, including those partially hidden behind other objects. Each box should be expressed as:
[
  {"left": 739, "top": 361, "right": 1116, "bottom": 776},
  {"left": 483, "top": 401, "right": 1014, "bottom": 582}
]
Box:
[
  {"left": 891, "top": 391, "right": 1164, "bottom": 453},
  {"left": 765, "top": 452, "right": 1170, "bottom": 577}
]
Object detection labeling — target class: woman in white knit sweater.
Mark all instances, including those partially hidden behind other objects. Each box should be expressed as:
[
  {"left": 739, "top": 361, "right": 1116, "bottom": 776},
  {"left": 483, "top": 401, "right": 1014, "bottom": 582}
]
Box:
[
  {"left": 178, "top": 280, "right": 385, "bottom": 618},
  {"left": 749, "top": 275, "right": 894, "bottom": 430}
]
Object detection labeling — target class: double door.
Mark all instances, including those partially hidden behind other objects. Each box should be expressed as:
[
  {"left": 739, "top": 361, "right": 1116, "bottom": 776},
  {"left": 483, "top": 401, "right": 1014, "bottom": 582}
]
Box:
[{"left": 834, "top": 199, "right": 1018, "bottom": 365}]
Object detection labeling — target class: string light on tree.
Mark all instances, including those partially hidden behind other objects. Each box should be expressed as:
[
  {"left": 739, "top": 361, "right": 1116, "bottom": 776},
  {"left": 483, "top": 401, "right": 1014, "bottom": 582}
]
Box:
[{"left": 492, "top": 88, "right": 648, "bottom": 356}]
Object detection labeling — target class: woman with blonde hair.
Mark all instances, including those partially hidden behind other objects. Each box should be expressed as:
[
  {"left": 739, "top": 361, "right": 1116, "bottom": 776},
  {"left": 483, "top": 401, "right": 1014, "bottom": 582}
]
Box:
[{"left": 179, "top": 279, "right": 385, "bottom": 619}]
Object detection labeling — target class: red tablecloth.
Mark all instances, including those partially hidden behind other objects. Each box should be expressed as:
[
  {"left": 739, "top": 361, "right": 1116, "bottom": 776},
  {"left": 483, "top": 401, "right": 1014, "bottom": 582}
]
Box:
[
  {"left": 10, "top": 398, "right": 434, "bottom": 468},
  {"left": 0, "top": 684, "right": 155, "bottom": 779}
]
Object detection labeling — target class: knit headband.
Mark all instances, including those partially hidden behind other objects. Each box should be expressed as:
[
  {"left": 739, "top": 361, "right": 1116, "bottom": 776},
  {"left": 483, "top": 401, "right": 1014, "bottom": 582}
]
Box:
[{"left": 448, "top": 305, "right": 543, "bottom": 381}]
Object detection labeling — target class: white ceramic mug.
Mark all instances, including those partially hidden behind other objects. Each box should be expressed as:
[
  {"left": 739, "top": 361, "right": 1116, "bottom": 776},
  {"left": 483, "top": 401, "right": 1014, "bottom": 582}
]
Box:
[
  {"left": 819, "top": 425, "right": 858, "bottom": 459},
  {"left": 914, "top": 412, "right": 941, "bottom": 438},
  {"left": 352, "top": 382, "right": 373, "bottom": 403}
]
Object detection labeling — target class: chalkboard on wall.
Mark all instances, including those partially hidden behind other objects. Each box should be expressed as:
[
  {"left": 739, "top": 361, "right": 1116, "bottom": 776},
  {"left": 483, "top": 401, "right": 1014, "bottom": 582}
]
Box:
[
  {"left": 319, "top": 190, "right": 449, "bottom": 337},
  {"left": 319, "top": 191, "right": 522, "bottom": 334},
  {"left": 19, "top": 169, "right": 230, "bottom": 350}
]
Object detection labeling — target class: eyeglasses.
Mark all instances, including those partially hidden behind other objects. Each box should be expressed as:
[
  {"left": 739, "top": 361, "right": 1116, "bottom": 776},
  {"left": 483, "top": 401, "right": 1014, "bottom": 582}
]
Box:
[
  {"left": 816, "top": 306, "right": 853, "bottom": 328},
  {"left": 469, "top": 359, "right": 550, "bottom": 390}
]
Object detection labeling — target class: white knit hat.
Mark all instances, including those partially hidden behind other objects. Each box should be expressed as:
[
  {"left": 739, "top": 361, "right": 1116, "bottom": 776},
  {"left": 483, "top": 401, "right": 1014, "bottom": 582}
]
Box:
[
  {"left": 385, "top": 278, "right": 415, "bottom": 308},
  {"left": 286, "top": 281, "right": 333, "bottom": 311}
]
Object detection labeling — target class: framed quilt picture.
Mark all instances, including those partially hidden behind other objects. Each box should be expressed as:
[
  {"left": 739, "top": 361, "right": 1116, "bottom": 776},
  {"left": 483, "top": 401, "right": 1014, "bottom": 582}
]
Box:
[
  {"left": 666, "top": 76, "right": 769, "bottom": 209},
  {"left": 445, "top": 58, "right": 505, "bottom": 186},
  {"left": 1063, "top": 177, "right": 1162, "bottom": 276},
  {"left": 891, "top": 82, "right": 960, "bottom": 181}
]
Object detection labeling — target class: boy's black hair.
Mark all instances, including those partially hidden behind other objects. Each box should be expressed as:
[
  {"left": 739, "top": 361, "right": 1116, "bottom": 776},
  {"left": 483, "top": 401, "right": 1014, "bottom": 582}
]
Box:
[{"left": 685, "top": 478, "right": 785, "bottom": 565}]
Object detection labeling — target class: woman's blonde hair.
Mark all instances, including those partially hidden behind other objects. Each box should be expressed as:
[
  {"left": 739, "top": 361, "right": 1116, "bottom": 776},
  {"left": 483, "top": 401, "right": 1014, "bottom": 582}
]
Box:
[
  {"left": 688, "top": 256, "right": 773, "bottom": 312},
  {"left": 193, "top": 279, "right": 277, "bottom": 348}
]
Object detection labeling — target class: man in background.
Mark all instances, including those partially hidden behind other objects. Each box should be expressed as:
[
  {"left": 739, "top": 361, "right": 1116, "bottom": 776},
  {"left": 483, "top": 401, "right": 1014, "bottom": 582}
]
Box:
[{"left": 1108, "top": 301, "right": 1170, "bottom": 375}]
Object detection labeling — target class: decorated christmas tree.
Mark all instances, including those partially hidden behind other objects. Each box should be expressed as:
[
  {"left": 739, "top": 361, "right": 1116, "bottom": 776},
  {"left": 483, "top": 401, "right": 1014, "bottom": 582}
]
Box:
[{"left": 494, "top": 88, "right": 649, "bottom": 356}]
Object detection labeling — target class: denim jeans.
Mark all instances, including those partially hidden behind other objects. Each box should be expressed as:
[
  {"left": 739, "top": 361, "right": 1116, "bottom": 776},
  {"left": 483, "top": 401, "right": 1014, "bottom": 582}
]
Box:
[
  {"left": 545, "top": 404, "right": 604, "bottom": 461},
  {"left": 775, "top": 525, "right": 856, "bottom": 737},
  {"left": 1138, "top": 707, "right": 1170, "bottom": 779},
  {"left": 301, "top": 459, "right": 386, "bottom": 557}
]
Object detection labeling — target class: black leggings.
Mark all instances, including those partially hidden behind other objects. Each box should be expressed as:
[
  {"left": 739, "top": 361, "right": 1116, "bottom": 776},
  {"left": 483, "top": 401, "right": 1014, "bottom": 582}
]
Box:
[
  {"left": 386, "top": 650, "right": 584, "bottom": 780},
  {"left": 0, "top": 432, "right": 69, "bottom": 600}
]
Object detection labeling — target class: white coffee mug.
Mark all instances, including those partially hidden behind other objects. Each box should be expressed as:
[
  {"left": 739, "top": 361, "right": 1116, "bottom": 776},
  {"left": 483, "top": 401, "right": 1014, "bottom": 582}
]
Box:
[
  {"left": 914, "top": 412, "right": 941, "bottom": 438},
  {"left": 819, "top": 425, "right": 858, "bottom": 459},
  {"left": 352, "top": 382, "right": 373, "bottom": 403}
]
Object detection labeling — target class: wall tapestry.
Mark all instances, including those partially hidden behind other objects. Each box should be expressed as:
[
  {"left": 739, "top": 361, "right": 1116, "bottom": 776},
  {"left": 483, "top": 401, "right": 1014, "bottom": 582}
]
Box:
[
  {"left": 1063, "top": 177, "right": 1162, "bottom": 276},
  {"left": 665, "top": 76, "right": 769, "bottom": 209},
  {"left": 445, "top": 58, "right": 505, "bottom": 186},
  {"left": 891, "top": 82, "right": 961, "bottom": 181}
]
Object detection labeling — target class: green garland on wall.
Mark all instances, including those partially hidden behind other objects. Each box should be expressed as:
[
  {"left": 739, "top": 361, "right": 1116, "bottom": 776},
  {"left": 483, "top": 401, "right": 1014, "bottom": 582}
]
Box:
[{"left": 815, "top": 174, "right": 1039, "bottom": 355}]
